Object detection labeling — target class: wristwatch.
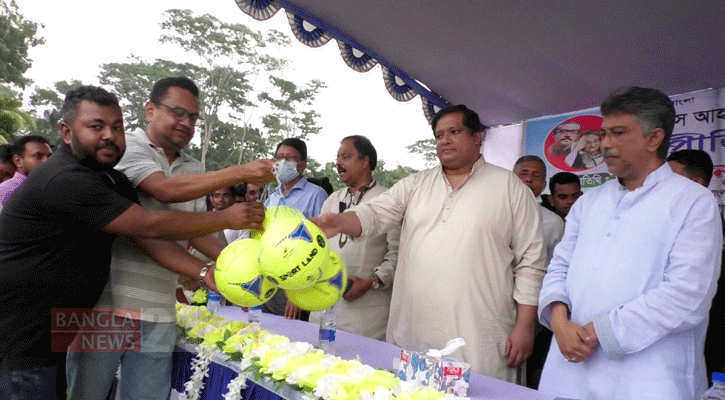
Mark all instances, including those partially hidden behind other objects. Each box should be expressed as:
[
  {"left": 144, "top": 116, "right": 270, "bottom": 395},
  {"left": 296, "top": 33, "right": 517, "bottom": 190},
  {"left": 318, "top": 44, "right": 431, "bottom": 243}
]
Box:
[
  {"left": 370, "top": 273, "right": 382, "bottom": 290},
  {"left": 198, "top": 266, "right": 210, "bottom": 287}
]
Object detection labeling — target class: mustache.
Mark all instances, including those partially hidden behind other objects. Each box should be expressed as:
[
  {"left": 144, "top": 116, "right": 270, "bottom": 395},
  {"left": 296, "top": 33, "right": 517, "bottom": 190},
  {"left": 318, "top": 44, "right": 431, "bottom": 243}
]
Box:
[
  {"left": 603, "top": 150, "right": 617, "bottom": 157},
  {"left": 96, "top": 141, "right": 120, "bottom": 153}
]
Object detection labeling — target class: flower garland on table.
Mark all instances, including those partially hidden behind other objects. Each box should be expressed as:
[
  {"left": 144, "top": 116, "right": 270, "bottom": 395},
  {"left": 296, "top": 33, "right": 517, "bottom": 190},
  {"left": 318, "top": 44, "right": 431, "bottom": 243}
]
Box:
[{"left": 175, "top": 303, "right": 468, "bottom": 400}]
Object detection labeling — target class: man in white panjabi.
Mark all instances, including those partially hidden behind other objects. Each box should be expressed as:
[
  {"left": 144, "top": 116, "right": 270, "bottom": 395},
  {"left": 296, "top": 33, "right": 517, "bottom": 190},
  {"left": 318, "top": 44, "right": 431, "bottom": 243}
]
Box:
[
  {"left": 312, "top": 105, "right": 546, "bottom": 382},
  {"left": 310, "top": 135, "right": 399, "bottom": 340},
  {"left": 538, "top": 87, "right": 722, "bottom": 399}
]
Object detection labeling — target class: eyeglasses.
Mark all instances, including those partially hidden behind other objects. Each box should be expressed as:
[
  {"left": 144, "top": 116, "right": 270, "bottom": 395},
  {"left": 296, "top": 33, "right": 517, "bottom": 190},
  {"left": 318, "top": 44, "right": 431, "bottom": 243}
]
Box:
[
  {"left": 156, "top": 103, "right": 201, "bottom": 125},
  {"left": 275, "top": 155, "right": 303, "bottom": 162}
]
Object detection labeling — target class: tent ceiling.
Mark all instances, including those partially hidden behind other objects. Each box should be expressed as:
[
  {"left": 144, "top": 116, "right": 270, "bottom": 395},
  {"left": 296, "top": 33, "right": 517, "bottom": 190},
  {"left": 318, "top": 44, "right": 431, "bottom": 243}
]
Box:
[{"left": 281, "top": 0, "right": 725, "bottom": 126}]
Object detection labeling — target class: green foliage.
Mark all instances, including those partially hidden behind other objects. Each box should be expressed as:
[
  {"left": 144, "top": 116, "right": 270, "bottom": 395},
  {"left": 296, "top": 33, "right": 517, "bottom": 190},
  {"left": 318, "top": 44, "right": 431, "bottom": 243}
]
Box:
[
  {"left": 158, "top": 9, "right": 292, "bottom": 166},
  {"left": 185, "top": 120, "right": 268, "bottom": 173},
  {"left": 97, "top": 9, "right": 303, "bottom": 169},
  {"left": 99, "top": 57, "right": 197, "bottom": 131},
  {"left": 259, "top": 77, "right": 326, "bottom": 147},
  {"left": 0, "top": 0, "right": 44, "bottom": 88},
  {"left": 0, "top": 84, "right": 33, "bottom": 142},
  {"left": 372, "top": 159, "right": 418, "bottom": 188},
  {"left": 406, "top": 138, "right": 437, "bottom": 166}
]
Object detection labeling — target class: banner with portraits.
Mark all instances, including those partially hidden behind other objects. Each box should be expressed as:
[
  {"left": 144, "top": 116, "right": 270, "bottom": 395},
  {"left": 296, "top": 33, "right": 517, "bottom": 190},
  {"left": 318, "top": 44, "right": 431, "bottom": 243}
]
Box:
[
  {"left": 524, "top": 108, "right": 607, "bottom": 193},
  {"left": 524, "top": 87, "right": 725, "bottom": 199}
]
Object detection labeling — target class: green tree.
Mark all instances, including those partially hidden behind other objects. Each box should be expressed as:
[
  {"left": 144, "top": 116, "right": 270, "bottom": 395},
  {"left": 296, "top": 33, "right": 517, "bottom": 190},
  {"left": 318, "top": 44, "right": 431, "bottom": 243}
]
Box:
[
  {"left": 158, "top": 9, "right": 290, "bottom": 166},
  {"left": 99, "top": 57, "right": 196, "bottom": 131},
  {"left": 372, "top": 159, "right": 417, "bottom": 188},
  {"left": 0, "top": 0, "right": 44, "bottom": 88},
  {"left": 406, "top": 138, "right": 437, "bottom": 167},
  {"left": 258, "top": 76, "right": 325, "bottom": 147},
  {"left": 185, "top": 120, "right": 268, "bottom": 172},
  {"left": 99, "top": 9, "right": 298, "bottom": 169},
  {"left": 0, "top": 84, "right": 33, "bottom": 142}
]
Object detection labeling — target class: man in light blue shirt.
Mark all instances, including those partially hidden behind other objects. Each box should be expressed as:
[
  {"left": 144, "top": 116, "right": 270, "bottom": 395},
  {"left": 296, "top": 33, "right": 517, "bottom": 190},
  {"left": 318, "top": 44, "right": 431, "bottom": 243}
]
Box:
[
  {"left": 538, "top": 87, "right": 722, "bottom": 400},
  {"left": 264, "top": 138, "right": 328, "bottom": 318},
  {"left": 265, "top": 138, "right": 327, "bottom": 218}
]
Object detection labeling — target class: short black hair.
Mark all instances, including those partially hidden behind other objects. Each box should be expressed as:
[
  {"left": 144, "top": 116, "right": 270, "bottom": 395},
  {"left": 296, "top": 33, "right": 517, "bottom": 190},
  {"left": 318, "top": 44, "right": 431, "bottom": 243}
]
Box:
[
  {"left": 431, "top": 104, "right": 487, "bottom": 134},
  {"left": 667, "top": 149, "right": 714, "bottom": 186},
  {"left": 0, "top": 144, "right": 14, "bottom": 164},
  {"left": 61, "top": 85, "right": 120, "bottom": 126},
  {"left": 275, "top": 137, "right": 307, "bottom": 160},
  {"left": 549, "top": 172, "right": 581, "bottom": 194},
  {"left": 307, "top": 176, "right": 334, "bottom": 195},
  {"left": 12, "top": 135, "right": 50, "bottom": 157},
  {"left": 600, "top": 86, "right": 675, "bottom": 160},
  {"left": 513, "top": 155, "right": 546, "bottom": 174},
  {"left": 342, "top": 135, "right": 377, "bottom": 171},
  {"left": 149, "top": 77, "right": 199, "bottom": 104},
  {"left": 234, "top": 183, "right": 246, "bottom": 197}
]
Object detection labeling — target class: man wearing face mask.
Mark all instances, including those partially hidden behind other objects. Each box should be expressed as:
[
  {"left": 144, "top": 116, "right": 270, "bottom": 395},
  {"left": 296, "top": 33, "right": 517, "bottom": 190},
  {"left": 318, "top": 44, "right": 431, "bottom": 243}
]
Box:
[{"left": 264, "top": 137, "right": 328, "bottom": 319}]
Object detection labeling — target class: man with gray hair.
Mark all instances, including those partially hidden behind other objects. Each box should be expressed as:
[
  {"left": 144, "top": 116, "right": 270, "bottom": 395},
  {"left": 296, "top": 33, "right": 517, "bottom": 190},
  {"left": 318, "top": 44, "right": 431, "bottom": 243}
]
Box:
[{"left": 538, "top": 87, "right": 721, "bottom": 399}]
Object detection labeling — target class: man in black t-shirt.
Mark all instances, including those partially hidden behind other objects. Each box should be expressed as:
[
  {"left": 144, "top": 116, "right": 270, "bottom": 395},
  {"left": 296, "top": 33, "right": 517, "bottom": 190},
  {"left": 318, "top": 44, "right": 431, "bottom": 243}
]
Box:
[{"left": 0, "top": 86, "right": 269, "bottom": 400}]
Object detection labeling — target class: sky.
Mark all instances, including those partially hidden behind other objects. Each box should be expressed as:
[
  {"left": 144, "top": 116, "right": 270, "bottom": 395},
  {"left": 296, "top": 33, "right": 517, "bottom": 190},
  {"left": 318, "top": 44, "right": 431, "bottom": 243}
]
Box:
[{"left": 14, "top": 0, "right": 433, "bottom": 170}]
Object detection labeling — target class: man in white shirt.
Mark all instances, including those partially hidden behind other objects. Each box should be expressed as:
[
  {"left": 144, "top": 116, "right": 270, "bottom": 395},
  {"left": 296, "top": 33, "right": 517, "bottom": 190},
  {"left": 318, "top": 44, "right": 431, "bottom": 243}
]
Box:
[
  {"left": 512, "top": 155, "right": 564, "bottom": 388},
  {"left": 538, "top": 87, "right": 722, "bottom": 399},
  {"left": 513, "top": 155, "right": 564, "bottom": 265},
  {"left": 309, "top": 136, "right": 399, "bottom": 340},
  {"left": 312, "top": 105, "right": 546, "bottom": 382}
]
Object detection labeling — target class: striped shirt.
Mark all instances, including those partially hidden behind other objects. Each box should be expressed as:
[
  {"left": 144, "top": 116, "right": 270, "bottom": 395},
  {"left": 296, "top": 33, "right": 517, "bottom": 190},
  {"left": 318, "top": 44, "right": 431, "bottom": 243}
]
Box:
[{"left": 96, "top": 128, "right": 206, "bottom": 322}]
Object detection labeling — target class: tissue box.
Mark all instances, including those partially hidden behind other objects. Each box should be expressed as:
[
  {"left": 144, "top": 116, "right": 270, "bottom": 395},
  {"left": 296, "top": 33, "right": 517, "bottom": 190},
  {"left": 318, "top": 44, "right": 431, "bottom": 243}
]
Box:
[{"left": 395, "top": 349, "right": 470, "bottom": 396}]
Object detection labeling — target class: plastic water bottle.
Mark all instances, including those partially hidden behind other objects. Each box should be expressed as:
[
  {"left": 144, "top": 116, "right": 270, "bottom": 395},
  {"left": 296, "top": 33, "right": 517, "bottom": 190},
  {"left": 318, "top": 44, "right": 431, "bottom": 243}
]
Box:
[
  {"left": 248, "top": 305, "right": 263, "bottom": 324},
  {"left": 702, "top": 373, "right": 725, "bottom": 399},
  {"left": 207, "top": 291, "right": 221, "bottom": 313},
  {"left": 319, "top": 308, "right": 337, "bottom": 355}
]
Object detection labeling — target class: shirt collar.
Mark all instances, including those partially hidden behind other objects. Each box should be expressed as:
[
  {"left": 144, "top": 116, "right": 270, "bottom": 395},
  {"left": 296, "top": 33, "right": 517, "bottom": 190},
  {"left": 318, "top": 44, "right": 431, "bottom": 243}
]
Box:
[
  {"left": 135, "top": 128, "right": 184, "bottom": 160},
  {"left": 276, "top": 176, "right": 308, "bottom": 195},
  {"left": 616, "top": 162, "right": 670, "bottom": 191}
]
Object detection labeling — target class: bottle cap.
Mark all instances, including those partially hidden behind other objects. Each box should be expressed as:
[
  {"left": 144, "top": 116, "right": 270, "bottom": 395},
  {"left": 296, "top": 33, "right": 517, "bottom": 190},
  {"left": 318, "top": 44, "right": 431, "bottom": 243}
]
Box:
[{"left": 714, "top": 372, "right": 725, "bottom": 383}]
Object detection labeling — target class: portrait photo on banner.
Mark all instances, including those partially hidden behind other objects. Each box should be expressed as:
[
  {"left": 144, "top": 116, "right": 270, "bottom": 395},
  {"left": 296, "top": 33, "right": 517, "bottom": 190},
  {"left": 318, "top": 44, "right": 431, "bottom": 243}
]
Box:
[
  {"left": 525, "top": 87, "right": 725, "bottom": 200},
  {"left": 525, "top": 107, "right": 609, "bottom": 193}
]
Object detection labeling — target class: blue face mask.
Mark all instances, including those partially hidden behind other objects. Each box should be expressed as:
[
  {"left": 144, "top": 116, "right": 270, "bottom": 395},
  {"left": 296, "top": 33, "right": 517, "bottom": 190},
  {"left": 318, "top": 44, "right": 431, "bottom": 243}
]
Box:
[{"left": 274, "top": 160, "right": 299, "bottom": 183}]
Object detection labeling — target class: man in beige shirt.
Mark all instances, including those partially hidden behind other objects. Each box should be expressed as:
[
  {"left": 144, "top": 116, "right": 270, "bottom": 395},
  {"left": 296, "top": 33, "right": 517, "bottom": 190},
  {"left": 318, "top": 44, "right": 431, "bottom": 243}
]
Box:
[
  {"left": 312, "top": 105, "right": 546, "bottom": 382},
  {"left": 310, "top": 136, "right": 399, "bottom": 340}
]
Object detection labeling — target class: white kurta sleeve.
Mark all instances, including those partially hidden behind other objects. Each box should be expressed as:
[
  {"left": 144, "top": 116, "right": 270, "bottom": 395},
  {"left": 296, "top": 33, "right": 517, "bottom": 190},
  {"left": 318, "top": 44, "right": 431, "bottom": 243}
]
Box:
[
  {"left": 592, "top": 193, "right": 722, "bottom": 356},
  {"left": 538, "top": 194, "right": 584, "bottom": 330},
  {"left": 509, "top": 176, "right": 547, "bottom": 306},
  {"left": 353, "top": 174, "right": 412, "bottom": 238},
  {"left": 374, "top": 216, "right": 400, "bottom": 288}
]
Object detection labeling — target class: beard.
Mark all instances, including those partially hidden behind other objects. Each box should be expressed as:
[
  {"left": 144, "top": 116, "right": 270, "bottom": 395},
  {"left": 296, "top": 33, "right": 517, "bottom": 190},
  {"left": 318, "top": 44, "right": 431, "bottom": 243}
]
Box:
[{"left": 70, "top": 132, "right": 123, "bottom": 168}]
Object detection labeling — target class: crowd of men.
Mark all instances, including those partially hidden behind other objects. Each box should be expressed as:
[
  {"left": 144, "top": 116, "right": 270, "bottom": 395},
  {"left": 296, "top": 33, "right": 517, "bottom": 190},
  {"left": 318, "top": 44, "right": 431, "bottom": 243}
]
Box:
[{"left": 0, "top": 80, "right": 722, "bottom": 400}]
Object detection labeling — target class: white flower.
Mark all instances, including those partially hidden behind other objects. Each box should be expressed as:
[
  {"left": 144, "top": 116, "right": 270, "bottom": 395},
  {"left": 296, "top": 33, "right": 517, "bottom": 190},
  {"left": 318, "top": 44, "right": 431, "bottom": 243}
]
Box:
[
  {"left": 183, "top": 344, "right": 216, "bottom": 400},
  {"left": 285, "top": 364, "right": 315, "bottom": 385},
  {"left": 222, "top": 372, "right": 249, "bottom": 400}
]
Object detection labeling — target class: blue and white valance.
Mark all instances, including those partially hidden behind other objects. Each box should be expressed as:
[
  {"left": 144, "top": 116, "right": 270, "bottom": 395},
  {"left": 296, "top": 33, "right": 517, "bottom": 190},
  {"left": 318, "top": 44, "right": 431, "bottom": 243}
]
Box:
[
  {"left": 382, "top": 66, "right": 416, "bottom": 102},
  {"left": 235, "top": 0, "right": 450, "bottom": 120},
  {"left": 336, "top": 40, "right": 378, "bottom": 72},
  {"left": 421, "top": 96, "right": 445, "bottom": 122},
  {"left": 286, "top": 12, "right": 332, "bottom": 47},
  {"left": 234, "top": 0, "right": 280, "bottom": 21}
]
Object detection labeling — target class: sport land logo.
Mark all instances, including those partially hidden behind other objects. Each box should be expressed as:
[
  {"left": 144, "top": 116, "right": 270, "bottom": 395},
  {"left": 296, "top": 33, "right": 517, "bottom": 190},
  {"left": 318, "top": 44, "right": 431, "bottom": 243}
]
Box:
[{"left": 51, "top": 308, "right": 141, "bottom": 352}]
